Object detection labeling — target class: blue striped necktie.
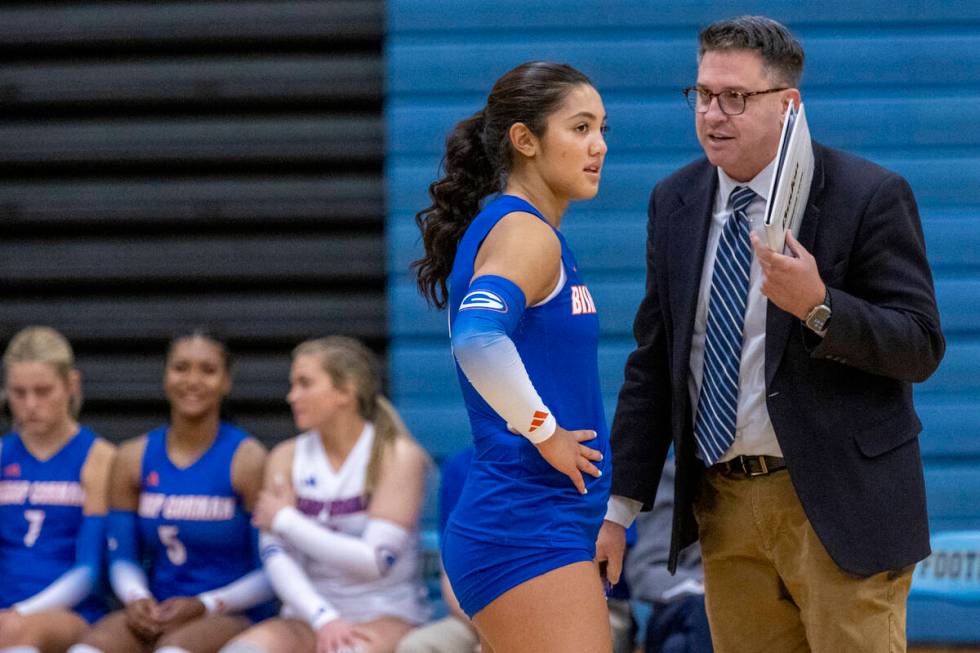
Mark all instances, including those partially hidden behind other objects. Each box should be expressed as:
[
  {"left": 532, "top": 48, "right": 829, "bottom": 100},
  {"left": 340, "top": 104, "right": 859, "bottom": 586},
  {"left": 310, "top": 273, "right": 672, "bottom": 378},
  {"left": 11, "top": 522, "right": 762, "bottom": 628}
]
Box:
[{"left": 694, "top": 185, "right": 756, "bottom": 465}]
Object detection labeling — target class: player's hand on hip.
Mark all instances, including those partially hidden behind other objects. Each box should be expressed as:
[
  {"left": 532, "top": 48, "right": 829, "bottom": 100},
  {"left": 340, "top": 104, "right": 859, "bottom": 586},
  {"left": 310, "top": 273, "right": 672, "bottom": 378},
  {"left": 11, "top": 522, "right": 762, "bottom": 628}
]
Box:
[
  {"left": 595, "top": 520, "right": 627, "bottom": 585},
  {"left": 534, "top": 426, "right": 602, "bottom": 495}
]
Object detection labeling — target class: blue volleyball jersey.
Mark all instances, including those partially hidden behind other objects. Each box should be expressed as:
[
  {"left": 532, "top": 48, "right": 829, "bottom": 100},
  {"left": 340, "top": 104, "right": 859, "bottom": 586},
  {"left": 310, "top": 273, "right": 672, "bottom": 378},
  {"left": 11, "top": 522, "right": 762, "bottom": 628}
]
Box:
[
  {"left": 0, "top": 427, "right": 106, "bottom": 619},
  {"left": 137, "top": 422, "right": 258, "bottom": 600},
  {"left": 445, "top": 194, "right": 612, "bottom": 549}
]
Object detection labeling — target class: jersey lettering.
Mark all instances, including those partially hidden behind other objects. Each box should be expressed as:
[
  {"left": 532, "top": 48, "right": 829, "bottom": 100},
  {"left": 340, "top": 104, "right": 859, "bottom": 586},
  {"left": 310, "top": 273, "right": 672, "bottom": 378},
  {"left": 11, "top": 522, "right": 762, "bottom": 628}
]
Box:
[
  {"left": 139, "top": 492, "right": 236, "bottom": 521},
  {"left": 0, "top": 480, "right": 83, "bottom": 506},
  {"left": 297, "top": 494, "right": 368, "bottom": 520},
  {"left": 570, "top": 285, "right": 597, "bottom": 315},
  {"left": 0, "top": 480, "right": 30, "bottom": 504}
]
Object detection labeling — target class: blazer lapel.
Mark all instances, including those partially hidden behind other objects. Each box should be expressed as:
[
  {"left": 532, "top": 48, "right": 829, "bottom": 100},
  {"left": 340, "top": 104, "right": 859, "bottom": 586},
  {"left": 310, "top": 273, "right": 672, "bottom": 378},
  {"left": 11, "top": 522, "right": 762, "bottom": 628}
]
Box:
[
  {"left": 765, "top": 145, "right": 826, "bottom": 385},
  {"left": 668, "top": 162, "right": 717, "bottom": 390}
]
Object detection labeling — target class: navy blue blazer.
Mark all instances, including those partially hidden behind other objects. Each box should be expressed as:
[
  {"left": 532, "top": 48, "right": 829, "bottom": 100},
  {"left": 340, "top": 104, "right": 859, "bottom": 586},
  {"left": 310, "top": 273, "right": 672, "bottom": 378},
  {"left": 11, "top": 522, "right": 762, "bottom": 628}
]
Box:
[{"left": 610, "top": 142, "right": 945, "bottom": 577}]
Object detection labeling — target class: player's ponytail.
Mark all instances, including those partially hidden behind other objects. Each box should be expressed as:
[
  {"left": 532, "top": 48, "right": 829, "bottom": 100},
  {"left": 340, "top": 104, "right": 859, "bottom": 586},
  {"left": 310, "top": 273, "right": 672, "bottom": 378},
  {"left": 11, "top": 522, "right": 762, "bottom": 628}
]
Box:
[
  {"left": 413, "top": 61, "right": 594, "bottom": 308},
  {"left": 413, "top": 109, "right": 496, "bottom": 309},
  {"left": 366, "top": 394, "right": 412, "bottom": 495}
]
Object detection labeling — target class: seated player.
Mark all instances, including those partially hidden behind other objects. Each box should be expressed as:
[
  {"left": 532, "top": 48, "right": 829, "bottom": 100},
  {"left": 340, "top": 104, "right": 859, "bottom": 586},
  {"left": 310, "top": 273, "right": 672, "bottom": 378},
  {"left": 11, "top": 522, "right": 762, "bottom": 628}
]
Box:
[
  {"left": 221, "top": 336, "right": 430, "bottom": 653},
  {"left": 69, "top": 331, "right": 273, "bottom": 653},
  {"left": 0, "top": 326, "right": 115, "bottom": 653}
]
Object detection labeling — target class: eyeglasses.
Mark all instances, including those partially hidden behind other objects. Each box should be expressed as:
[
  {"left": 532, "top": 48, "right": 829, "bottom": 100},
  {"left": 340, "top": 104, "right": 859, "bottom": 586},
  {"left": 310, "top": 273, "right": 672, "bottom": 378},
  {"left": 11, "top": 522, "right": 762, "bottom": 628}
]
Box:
[{"left": 682, "top": 86, "right": 788, "bottom": 116}]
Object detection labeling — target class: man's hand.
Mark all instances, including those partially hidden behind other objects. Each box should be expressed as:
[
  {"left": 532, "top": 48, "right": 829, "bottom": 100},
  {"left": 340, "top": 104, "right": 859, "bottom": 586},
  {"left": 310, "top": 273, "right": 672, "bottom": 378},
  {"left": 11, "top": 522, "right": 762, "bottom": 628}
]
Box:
[
  {"left": 594, "top": 520, "right": 627, "bottom": 586},
  {"left": 751, "top": 231, "right": 825, "bottom": 319}
]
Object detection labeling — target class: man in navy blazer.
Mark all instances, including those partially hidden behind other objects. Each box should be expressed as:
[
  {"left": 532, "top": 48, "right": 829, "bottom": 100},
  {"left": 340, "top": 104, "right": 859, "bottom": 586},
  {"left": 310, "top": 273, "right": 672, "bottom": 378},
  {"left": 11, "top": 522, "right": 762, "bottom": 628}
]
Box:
[{"left": 595, "top": 15, "right": 944, "bottom": 652}]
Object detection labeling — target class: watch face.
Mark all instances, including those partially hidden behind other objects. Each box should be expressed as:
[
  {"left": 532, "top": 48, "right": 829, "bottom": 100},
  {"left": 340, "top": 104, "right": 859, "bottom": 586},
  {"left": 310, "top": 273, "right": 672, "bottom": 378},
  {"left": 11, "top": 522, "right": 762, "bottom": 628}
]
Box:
[{"left": 807, "top": 306, "right": 831, "bottom": 331}]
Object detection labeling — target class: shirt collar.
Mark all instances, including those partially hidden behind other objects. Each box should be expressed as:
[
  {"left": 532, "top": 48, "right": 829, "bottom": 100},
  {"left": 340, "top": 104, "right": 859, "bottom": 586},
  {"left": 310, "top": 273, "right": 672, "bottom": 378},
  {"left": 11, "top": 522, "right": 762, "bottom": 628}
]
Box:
[{"left": 716, "top": 157, "right": 776, "bottom": 205}]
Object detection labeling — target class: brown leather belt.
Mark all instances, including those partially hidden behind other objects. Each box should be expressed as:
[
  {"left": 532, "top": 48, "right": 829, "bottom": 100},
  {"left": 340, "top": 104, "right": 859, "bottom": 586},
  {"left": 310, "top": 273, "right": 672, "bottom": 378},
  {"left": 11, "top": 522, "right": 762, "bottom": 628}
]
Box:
[{"left": 712, "top": 455, "right": 786, "bottom": 478}]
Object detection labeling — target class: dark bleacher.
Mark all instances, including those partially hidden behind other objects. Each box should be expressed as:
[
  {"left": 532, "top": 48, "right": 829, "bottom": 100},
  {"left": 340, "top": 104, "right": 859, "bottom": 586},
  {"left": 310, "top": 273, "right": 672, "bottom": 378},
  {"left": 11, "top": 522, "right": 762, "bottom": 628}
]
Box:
[
  {"left": 386, "top": 0, "right": 980, "bottom": 642},
  {"left": 0, "top": 1, "right": 385, "bottom": 446}
]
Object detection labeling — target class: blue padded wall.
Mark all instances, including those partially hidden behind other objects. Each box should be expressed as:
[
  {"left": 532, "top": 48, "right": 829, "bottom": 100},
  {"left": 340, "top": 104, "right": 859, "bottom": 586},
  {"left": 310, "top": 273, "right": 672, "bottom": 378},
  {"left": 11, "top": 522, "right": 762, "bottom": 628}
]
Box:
[{"left": 387, "top": 1, "right": 980, "bottom": 642}]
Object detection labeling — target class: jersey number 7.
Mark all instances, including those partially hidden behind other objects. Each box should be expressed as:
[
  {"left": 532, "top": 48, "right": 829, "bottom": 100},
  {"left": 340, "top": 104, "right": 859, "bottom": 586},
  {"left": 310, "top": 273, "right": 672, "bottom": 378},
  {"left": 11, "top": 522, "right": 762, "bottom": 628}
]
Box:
[{"left": 23, "top": 509, "right": 45, "bottom": 547}]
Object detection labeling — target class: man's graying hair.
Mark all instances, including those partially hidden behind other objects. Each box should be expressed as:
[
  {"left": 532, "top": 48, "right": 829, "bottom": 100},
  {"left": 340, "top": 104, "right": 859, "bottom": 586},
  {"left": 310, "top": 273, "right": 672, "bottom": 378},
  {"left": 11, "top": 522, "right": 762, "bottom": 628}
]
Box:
[{"left": 698, "top": 16, "right": 805, "bottom": 88}]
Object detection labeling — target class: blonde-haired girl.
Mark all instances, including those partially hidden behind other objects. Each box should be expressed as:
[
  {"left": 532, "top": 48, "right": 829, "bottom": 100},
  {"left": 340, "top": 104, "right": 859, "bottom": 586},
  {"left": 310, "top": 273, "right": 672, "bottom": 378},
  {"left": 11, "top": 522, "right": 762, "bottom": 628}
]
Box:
[
  {"left": 0, "top": 326, "right": 115, "bottom": 653},
  {"left": 223, "top": 336, "right": 430, "bottom": 653}
]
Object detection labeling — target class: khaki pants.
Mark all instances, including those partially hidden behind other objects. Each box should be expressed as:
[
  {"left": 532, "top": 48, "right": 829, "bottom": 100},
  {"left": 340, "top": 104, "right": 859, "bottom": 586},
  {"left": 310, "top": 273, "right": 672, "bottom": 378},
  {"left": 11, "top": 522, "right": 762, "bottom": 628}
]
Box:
[{"left": 694, "top": 468, "right": 913, "bottom": 653}]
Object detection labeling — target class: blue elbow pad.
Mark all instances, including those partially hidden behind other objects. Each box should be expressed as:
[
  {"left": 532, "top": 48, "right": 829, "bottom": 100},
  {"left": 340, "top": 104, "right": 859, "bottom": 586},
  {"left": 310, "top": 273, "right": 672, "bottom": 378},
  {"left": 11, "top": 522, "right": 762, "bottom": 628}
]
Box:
[
  {"left": 75, "top": 514, "right": 106, "bottom": 581},
  {"left": 107, "top": 510, "right": 140, "bottom": 564},
  {"left": 452, "top": 274, "right": 526, "bottom": 342}
]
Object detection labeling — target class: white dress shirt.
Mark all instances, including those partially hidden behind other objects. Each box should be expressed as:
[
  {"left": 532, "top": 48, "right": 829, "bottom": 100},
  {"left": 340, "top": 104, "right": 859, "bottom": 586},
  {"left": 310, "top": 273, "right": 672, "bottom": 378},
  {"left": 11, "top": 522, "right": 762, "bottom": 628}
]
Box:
[{"left": 606, "top": 159, "right": 782, "bottom": 528}]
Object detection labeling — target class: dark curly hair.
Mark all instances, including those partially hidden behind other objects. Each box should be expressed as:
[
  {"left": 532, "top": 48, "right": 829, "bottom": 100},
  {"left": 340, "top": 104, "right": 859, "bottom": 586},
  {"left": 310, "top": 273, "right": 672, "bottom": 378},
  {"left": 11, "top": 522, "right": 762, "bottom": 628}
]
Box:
[{"left": 412, "top": 61, "right": 593, "bottom": 308}]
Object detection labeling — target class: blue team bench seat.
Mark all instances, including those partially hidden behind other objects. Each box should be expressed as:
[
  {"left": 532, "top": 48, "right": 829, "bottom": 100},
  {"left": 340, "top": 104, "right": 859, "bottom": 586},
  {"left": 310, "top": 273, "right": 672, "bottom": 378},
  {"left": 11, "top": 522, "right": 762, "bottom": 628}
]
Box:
[{"left": 909, "top": 532, "right": 980, "bottom": 644}]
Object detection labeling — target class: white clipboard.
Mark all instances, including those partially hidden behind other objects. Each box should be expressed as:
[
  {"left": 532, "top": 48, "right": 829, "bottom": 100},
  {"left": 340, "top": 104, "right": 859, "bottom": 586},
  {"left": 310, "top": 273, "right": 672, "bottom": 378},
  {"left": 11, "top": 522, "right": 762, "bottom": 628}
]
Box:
[{"left": 763, "top": 100, "right": 814, "bottom": 252}]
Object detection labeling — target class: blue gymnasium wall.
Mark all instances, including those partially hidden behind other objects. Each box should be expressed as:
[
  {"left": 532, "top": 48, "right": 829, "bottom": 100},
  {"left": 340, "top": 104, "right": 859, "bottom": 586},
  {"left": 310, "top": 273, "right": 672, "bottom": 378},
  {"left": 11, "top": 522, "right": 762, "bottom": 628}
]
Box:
[{"left": 386, "top": 1, "right": 980, "bottom": 641}]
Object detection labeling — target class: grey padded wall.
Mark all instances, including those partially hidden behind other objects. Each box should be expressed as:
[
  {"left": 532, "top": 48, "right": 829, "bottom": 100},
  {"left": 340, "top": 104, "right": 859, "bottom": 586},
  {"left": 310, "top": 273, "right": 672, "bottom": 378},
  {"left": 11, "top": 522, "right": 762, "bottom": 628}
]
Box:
[{"left": 0, "top": 1, "right": 385, "bottom": 445}]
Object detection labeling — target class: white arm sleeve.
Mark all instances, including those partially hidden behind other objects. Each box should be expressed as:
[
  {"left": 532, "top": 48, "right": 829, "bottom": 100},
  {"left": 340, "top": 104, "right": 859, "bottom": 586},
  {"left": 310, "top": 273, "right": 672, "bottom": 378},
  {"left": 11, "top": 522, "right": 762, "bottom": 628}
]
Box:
[
  {"left": 109, "top": 559, "right": 153, "bottom": 604},
  {"left": 13, "top": 567, "right": 92, "bottom": 615},
  {"left": 450, "top": 277, "right": 558, "bottom": 444},
  {"left": 452, "top": 329, "right": 557, "bottom": 443},
  {"left": 271, "top": 508, "right": 410, "bottom": 582},
  {"left": 260, "top": 532, "right": 338, "bottom": 629},
  {"left": 197, "top": 568, "right": 275, "bottom": 614}
]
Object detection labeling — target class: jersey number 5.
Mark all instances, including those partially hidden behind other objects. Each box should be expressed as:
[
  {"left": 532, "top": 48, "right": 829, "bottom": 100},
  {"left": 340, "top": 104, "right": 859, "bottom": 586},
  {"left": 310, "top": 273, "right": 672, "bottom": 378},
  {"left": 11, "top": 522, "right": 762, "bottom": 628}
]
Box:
[
  {"left": 23, "top": 509, "right": 45, "bottom": 547},
  {"left": 158, "top": 525, "right": 187, "bottom": 566}
]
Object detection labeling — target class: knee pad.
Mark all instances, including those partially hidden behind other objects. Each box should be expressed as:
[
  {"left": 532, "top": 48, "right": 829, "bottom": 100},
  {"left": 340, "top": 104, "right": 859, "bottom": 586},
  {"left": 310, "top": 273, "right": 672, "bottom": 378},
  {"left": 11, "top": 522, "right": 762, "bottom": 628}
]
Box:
[
  {"left": 155, "top": 648, "right": 192, "bottom": 653},
  {"left": 66, "top": 646, "right": 104, "bottom": 653},
  {"left": 1, "top": 647, "right": 41, "bottom": 653}
]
